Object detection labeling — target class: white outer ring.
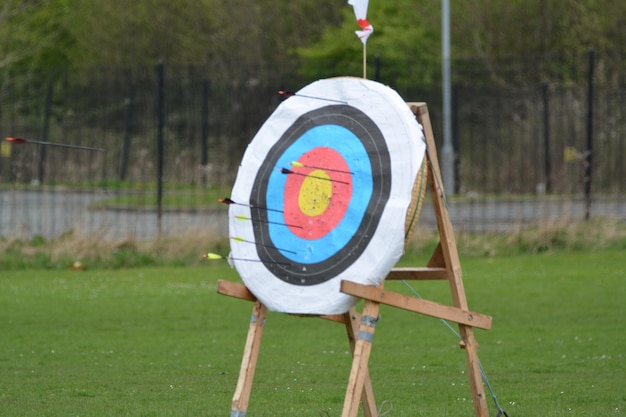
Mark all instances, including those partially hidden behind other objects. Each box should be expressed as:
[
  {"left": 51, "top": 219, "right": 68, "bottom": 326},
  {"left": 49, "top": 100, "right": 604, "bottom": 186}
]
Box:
[{"left": 229, "top": 78, "right": 425, "bottom": 314}]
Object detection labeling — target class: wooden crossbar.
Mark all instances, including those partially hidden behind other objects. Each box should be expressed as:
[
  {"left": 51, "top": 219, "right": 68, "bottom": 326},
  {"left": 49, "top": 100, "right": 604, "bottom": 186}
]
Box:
[{"left": 340, "top": 280, "right": 492, "bottom": 330}]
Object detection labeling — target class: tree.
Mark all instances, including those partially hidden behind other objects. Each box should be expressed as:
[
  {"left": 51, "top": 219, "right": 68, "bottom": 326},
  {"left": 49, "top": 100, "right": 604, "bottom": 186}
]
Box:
[
  {"left": 0, "top": 0, "right": 75, "bottom": 69},
  {"left": 296, "top": 0, "right": 442, "bottom": 90},
  {"left": 67, "top": 0, "right": 343, "bottom": 84},
  {"left": 2, "top": 0, "right": 624, "bottom": 87},
  {"left": 298, "top": 0, "right": 626, "bottom": 88},
  {"left": 451, "top": 0, "right": 626, "bottom": 85}
]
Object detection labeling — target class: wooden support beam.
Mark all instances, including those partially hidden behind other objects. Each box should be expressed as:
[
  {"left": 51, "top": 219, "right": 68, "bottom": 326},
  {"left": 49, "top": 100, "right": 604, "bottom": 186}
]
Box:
[
  {"left": 409, "top": 102, "right": 490, "bottom": 416},
  {"left": 387, "top": 266, "right": 448, "bottom": 280},
  {"left": 342, "top": 299, "right": 381, "bottom": 417},
  {"left": 343, "top": 308, "right": 378, "bottom": 417},
  {"left": 231, "top": 301, "right": 267, "bottom": 416},
  {"left": 340, "top": 280, "right": 492, "bottom": 330},
  {"left": 217, "top": 280, "right": 256, "bottom": 302},
  {"left": 217, "top": 281, "right": 345, "bottom": 323}
]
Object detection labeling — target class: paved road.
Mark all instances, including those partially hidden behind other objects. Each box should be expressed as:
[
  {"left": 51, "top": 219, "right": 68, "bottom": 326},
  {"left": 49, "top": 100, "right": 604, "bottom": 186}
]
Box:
[
  {"left": 1, "top": 188, "right": 624, "bottom": 240},
  {"left": 0, "top": 189, "right": 228, "bottom": 241}
]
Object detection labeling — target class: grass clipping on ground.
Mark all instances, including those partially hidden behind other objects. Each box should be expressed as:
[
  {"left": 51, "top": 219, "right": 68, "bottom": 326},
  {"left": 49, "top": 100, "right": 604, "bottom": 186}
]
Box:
[{"left": 1, "top": 217, "right": 624, "bottom": 269}]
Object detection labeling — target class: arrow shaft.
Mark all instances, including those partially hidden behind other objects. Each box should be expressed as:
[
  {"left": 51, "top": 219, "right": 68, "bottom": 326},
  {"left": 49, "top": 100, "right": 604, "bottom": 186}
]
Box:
[
  {"left": 282, "top": 169, "right": 350, "bottom": 185},
  {"left": 294, "top": 163, "right": 354, "bottom": 175},
  {"left": 29, "top": 140, "right": 103, "bottom": 152},
  {"left": 219, "top": 197, "right": 283, "bottom": 213},
  {"left": 6, "top": 137, "right": 103, "bottom": 152},
  {"left": 235, "top": 215, "right": 302, "bottom": 229},
  {"left": 231, "top": 236, "right": 297, "bottom": 254},
  {"left": 230, "top": 257, "right": 291, "bottom": 266},
  {"left": 279, "top": 91, "right": 347, "bottom": 104},
  {"left": 237, "top": 202, "right": 283, "bottom": 213}
]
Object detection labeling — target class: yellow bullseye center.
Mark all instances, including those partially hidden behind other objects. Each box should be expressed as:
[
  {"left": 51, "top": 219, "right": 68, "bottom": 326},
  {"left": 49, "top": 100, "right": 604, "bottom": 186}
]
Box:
[{"left": 298, "top": 169, "right": 332, "bottom": 216}]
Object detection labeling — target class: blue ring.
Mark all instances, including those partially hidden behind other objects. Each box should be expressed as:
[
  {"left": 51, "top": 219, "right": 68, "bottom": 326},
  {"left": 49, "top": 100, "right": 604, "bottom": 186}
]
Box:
[
  {"left": 250, "top": 105, "right": 391, "bottom": 286},
  {"left": 266, "top": 124, "right": 373, "bottom": 264}
]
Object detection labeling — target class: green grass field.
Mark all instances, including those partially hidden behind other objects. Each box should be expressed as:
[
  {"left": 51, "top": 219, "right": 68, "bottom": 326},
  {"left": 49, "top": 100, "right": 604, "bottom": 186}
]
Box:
[{"left": 1, "top": 249, "right": 624, "bottom": 416}]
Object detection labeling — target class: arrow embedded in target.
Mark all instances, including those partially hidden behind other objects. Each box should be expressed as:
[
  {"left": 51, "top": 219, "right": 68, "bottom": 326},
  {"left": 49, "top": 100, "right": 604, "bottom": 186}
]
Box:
[
  {"left": 289, "top": 161, "right": 354, "bottom": 175},
  {"left": 278, "top": 90, "right": 347, "bottom": 104},
  {"left": 234, "top": 214, "right": 303, "bottom": 229},
  {"left": 203, "top": 252, "right": 292, "bottom": 265},
  {"left": 280, "top": 168, "right": 350, "bottom": 185},
  {"left": 230, "top": 236, "right": 297, "bottom": 254},
  {"left": 218, "top": 197, "right": 283, "bottom": 213}
]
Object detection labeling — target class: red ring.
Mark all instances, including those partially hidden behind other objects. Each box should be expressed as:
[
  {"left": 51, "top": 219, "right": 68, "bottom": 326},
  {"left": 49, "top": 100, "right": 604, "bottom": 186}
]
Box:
[{"left": 283, "top": 147, "right": 352, "bottom": 240}]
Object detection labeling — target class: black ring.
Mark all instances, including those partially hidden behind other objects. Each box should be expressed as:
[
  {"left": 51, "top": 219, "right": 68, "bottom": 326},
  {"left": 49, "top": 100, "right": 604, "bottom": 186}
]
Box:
[{"left": 250, "top": 104, "right": 391, "bottom": 285}]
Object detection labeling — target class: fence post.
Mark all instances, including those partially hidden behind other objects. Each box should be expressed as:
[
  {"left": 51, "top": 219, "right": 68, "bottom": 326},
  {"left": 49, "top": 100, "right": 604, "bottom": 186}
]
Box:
[
  {"left": 374, "top": 54, "right": 381, "bottom": 82},
  {"left": 38, "top": 82, "right": 54, "bottom": 184},
  {"left": 584, "top": 49, "right": 594, "bottom": 220},
  {"left": 156, "top": 61, "right": 165, "bottom": 238},
  {"left": 119, "top": 83, "right": 135, "bottom": 181},
  {"left": 201, "top": 79, "right": 210, "bottom": 186},
  {"left": 542, "top": 83, "right": 552, "bottom": 194},
  {"left": 452, "top": 84, "right": 460, "bottom": 194}
]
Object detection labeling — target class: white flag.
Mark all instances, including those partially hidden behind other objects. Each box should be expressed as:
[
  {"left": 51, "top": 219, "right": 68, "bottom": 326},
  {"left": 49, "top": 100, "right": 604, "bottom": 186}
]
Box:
[{"left": 348, "top": 0, "right": 373, "bottom": 44}]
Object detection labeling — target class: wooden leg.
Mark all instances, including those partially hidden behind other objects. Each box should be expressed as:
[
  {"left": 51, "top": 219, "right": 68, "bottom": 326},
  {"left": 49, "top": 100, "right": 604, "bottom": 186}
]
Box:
[
  {"left": 343, "top": 307, "right": 378, "bottom": 417},
  {"left": 231, "top": 301, "right": 267, "bottom": 417},
  {"left": 342, "top": 300, "right": 380, "bottom": 417},
  {"left": 460, "top": 325, "right": 490, "bottom": 417}
]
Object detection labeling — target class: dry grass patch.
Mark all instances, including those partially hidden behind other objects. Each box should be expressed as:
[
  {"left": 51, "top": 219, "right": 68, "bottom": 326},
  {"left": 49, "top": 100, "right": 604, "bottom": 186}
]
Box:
[
  {"left": 405, "top": 217, "right": 626, "bottom": 258},
  {"left": 1, "top": 217, "right": 624, "bottom": 269},
  {"left": 0, "top": 226, "right": 230, "bottom": 269}
]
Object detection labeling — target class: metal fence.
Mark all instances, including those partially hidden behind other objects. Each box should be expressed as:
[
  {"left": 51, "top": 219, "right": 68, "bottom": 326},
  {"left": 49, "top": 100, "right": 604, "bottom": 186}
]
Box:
[{"left": 0, "top": 58, "right": 624, "bottom": 241}]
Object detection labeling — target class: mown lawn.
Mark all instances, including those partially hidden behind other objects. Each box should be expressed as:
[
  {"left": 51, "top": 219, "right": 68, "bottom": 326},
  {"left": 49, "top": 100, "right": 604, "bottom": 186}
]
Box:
[{"left": 1, "top": 249, "right": 624, "bottom": 416}]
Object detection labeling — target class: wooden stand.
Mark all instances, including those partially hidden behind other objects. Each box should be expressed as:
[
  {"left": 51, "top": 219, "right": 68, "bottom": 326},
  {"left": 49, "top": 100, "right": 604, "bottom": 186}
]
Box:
[{"left": 217, "top": 103, "right": 492, "bottom": 417}]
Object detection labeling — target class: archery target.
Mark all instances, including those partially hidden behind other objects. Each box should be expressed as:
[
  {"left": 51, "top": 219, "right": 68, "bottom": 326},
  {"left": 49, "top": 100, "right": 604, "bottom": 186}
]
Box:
[{"left": 229, "top": 77, "right": 425, "bottom": 314}]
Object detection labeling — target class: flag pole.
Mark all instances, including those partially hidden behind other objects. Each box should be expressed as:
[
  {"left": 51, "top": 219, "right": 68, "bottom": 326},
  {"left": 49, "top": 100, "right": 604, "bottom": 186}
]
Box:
[
  {"left": 363, "top": 44, "right": 367, "bottom": 79},
  {"left": 349, "top": 0, "right": 372, "bottom": 80}
]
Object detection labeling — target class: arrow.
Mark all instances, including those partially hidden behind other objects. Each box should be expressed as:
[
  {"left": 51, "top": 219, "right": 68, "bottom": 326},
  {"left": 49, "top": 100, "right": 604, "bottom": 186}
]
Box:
[
  {"left": 235, "top": 214, "right": 302, "bottom": 229},
  {"left": 5, "top": 137, "right": 103, "bottom": 152},
  {"left": 290, "top": 160, "right": 354, "bottom": 175},
  {"left": 278, "top": 90, "right": 347, "bottom": 104},
  {"left": 203, "top": 252, "right": 291, "bottom": 266},
  {"left": 218, "top": 197, "right": 283, "bottom": 213},
  {"left": 230, "top": 235, "right": 297, "bottom": 255},
  {"left": 281, "top": 168, "right": 350, "bottom": 185}
]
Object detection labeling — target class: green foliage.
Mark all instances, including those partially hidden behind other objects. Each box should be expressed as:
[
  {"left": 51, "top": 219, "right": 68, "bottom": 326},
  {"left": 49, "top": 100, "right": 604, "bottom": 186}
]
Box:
[
  {"left": 451, "top": 0, "right": 626, "bottom": 85},
  {"left": 0, "top": 238, "right": 51, "bottom": 269},
  {"left": 65, "top": 0, "right": 343, "bottom": 84},
  {"left": 1, "top": 251, "right": 625, "bottom": 415},
  {"left": 109, "top": 241, "right": 156, "bottom": 269},
  {"left": 1, "top": 0, "right": 344, "bottom": 84},
  {"left": 2, "top": 0, "right": 625, "bottom": 87},
  {"left": 298, "top": 0, "right": 626, "bottom": 87},
  {"left": 296, "top": 1, "right": 442, "bottom": 88},
  {"left": 0, "top": 0, "right": 76, "bottom": 68}
]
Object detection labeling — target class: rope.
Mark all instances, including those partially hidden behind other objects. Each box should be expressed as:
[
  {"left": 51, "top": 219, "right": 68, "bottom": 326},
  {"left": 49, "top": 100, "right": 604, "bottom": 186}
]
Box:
[
  {"left": 400, "top": 281, "right": 508, "bottom": 416},
  {"left": 378, "top": 400, "right": 393, "bottom": 417},
  {"left": 423, "top": 145, "right": 450, "bottom": 211},
  {"left": 419, "top": 133, "right": 509, "bottom": 416}
]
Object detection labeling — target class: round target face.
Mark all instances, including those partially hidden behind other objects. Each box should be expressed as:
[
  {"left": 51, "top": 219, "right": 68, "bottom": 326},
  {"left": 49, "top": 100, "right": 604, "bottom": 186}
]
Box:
[
  {"left": 229, "top": 78, "right": 425, "bottom": 314},
  {"left": 250, "top": 105, "right": 390, "bottom": 286}
]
